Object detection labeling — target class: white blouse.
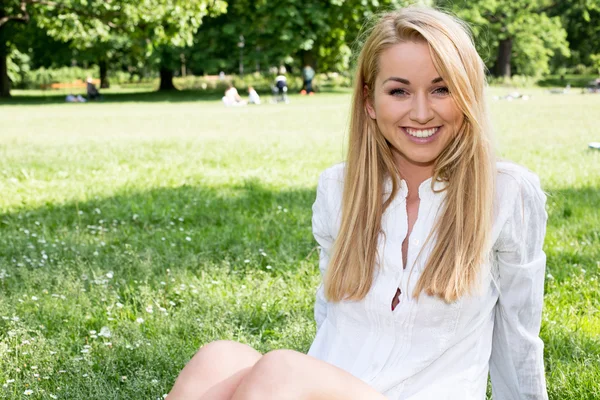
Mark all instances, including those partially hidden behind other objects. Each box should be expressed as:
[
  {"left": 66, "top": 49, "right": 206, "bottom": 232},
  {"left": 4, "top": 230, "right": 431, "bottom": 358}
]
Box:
[{"left": 308, "top": 161, "right": 548, "bottom": 400}]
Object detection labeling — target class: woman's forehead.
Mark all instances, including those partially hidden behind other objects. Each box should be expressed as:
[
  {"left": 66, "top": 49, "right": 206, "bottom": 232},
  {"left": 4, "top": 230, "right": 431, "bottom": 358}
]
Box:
[{"left": 376, "top": 42, "right": 441, "bottom": 85}]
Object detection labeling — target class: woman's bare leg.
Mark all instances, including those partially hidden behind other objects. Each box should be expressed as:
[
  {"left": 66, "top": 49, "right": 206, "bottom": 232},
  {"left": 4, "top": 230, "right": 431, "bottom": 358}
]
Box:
[
  {"left": 230, "top": 349, "right": 387, "bottom": 400},
  {"left": 167, "top": 340, "right": 262, "bottom": 400}
]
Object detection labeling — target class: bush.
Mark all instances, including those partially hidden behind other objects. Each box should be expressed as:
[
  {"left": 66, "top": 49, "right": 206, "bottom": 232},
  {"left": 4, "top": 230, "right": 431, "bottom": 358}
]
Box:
[
  {"left": 569, "top": 64, "right": 596, "bottom": 76},
  {"left": 173, "top": 72, "right": 352, "bottom": 94},
  {"left": 7, "top": 47, "right": 31, "bottom": 89},
  {"left": 19, "top": 66, "right": 156, "bottom": 89},
  {"left": 488, "top": 74, "right": 538, "bottom": 88},
  {"left": 22, "top": 66, "right": 98, "bottom": 89}
]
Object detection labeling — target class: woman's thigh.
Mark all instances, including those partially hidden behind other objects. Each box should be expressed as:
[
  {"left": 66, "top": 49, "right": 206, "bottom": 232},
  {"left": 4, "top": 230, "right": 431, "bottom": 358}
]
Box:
[
  {"left": 231, "top": 349, "right": 387, "bottom": 400},
  {"left": 168, "top": 340, "right": 262, "bottom": 400}
]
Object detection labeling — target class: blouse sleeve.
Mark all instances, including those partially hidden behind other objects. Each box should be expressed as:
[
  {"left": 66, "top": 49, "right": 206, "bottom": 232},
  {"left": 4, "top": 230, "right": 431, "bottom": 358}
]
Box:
[
  {"left": 489, "top": 170, "right": 549, "bottom": 400},
  {"left": 311, "top": 171, "right": 336, "bottom": 332}
]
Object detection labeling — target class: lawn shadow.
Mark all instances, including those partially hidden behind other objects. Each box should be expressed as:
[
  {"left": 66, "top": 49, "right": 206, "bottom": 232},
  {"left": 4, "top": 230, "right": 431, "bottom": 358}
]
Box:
[
  {"left": 544, "top": 186, "right": 600, "bottom": 279},
  {"left": 0, "top": 179, "right": 319, "bottom": 290},
  {"left": 0, "top": 87, "right": 352, "bottom": 106},
  {"left": 542, "top": 328, "right": 600, "bottom": 400},
  {"left": 0, "top": 89, "right": 226, "bottom": 106}
]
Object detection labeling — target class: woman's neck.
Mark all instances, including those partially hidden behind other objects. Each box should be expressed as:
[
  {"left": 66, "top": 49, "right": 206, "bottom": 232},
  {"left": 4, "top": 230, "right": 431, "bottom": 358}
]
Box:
[{"left": 395, "top": 155, "right": 434, "bottom": 202}]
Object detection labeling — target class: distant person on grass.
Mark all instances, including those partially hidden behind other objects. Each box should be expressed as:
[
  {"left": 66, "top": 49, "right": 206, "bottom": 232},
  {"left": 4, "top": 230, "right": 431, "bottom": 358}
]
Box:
[
  {"left": 86, "top": 77, "right": 101, "bottom": 100},
  {"left": 247, "top": 86, "right": 261, "bottom": 105},
  {"left": 301, "top": 64, "right": 315, "bottom": 95},
  {"left": 168, "top": 6, "right": 548, "bottom": 400},
  {"left": 222, "top": 84, "right": 246, "bottom": 106},
  {"left": 273, "top": 71, "right": 289, "bottom": 103}
]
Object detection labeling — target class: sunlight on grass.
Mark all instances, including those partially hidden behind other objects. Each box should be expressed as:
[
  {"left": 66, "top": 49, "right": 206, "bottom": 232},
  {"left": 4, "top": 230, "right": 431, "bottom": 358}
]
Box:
[{"left": 0, "top": 89, "right": 599, "bottom": 399}]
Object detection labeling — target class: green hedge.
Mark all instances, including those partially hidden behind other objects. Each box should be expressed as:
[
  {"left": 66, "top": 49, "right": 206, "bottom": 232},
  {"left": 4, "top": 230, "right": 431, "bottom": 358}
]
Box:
[
  {"left": 14, "top": 66, "right": 353, "bottom": 92},
  {"left": 173, "top": 72, "right": 352, "bottom": 94}
]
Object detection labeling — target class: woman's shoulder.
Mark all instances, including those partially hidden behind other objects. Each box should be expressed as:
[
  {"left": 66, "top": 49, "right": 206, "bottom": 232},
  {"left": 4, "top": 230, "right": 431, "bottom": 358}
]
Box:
[
  {"left": 494, "top": 160, "right": 547, "bottom": 232},
  {"left": 317, "top": 163, "right": 346, "bottom": 198},
  {"left": 495, "top": 160, "right": 545, "bottom": 200},
  {"left": 319, "top": 162, "right": 346, "bottom": 182}
]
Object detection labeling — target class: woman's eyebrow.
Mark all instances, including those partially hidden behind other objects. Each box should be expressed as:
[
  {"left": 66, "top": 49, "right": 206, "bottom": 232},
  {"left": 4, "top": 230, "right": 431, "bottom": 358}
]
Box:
[{"left": 382, "top": 76, "right": 444, "bottom": 85}]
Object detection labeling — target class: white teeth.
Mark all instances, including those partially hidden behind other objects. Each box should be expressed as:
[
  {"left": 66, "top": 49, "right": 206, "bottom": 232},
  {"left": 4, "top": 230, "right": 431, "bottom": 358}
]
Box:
[{"left": 405, "top": 127, "right": 438, "bottom": 138}]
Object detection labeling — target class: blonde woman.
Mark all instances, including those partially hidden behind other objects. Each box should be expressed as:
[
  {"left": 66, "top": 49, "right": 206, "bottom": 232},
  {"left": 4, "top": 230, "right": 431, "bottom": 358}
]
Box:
[{"left": 168, "top": 6, "right": 548, "bottom": 400}]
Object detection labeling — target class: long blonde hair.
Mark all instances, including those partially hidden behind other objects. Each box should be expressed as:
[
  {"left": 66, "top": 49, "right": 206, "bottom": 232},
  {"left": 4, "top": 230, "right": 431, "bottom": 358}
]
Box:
[{"left": 325, "top": 6, "right": 496, "bottom": 303}]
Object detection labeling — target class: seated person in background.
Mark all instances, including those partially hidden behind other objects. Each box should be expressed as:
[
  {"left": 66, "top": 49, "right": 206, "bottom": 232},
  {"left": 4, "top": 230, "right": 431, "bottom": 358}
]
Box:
[
  {"left": 86, "top": 77, "right": 101, "bottom": 100},
  {"left": 248, "top": 86, "right": 261, "bottom": 105},
  {"left": 65, "top": 94, "right": 87, "bottom": 103},
  {"left": 222, "top": 84, "right": 246, "bottom": 106}
]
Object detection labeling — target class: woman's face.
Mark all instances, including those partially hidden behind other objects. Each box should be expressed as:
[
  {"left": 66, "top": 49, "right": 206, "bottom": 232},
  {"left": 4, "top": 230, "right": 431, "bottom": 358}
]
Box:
[{"left": 365, "top": 40, "right": 464, "bottom": 171}]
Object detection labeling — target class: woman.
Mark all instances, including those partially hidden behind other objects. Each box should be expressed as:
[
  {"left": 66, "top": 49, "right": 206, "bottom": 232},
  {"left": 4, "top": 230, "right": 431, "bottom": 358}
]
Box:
[{"left": 168, "top": 6, "right": 548, "bottom": 400}]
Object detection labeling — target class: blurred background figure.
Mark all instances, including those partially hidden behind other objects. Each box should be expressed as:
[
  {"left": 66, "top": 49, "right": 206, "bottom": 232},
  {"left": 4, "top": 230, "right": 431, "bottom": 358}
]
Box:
[
  {"left": 86, "top": 77, "right": 101, "bottom": 100},
  {"left": 222, "top": 84, "right": 246, "bottom": 106},
  {"left": 301, "top": 64, "right": 315, "bottom": 95},
  {"left": 273, "top": 72, "right": 288, "bottom": 103},
  {"left": 248, "top": 86, "right": 261, "bottom": 104}
]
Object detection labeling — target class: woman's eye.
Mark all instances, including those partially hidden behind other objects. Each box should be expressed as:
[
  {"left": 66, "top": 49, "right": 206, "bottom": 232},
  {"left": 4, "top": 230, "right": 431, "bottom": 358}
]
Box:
[
  {"left": 389, "top": 88, "right": 408, "bottom": 96},
  {"left": 433, "top": 86, "right": 450, "bottom": 95}
]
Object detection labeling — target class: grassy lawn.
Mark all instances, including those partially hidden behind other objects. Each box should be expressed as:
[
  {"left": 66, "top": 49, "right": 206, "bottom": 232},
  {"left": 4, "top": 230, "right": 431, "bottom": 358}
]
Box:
[{"left": 0, "top": 88, "right": 599, "bottom": 399}]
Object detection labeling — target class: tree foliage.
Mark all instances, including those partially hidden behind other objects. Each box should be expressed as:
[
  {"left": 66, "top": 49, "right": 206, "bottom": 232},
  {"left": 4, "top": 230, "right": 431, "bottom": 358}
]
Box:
[
  {"left": 187, "top": 0, "right": 410, "bottom": 75},
  {"left": 2, "top": 0, "right": 600, "bottom": 97},
  {"left": 0, "top": 0, "right": 226, "bottom": 96},
  {"left": 438, "top": 0, "right": 570, "bottom": 77}
]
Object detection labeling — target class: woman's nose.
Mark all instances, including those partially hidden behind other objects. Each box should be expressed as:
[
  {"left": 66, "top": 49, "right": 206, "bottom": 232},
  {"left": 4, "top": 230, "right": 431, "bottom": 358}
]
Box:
[{"left": 409, "top": 93, "right": 434, "bottom": 124}]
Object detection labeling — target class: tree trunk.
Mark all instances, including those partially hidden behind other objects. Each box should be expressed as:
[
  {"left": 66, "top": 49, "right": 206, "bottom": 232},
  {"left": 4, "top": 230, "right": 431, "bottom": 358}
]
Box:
[
  {"left": 0, "top": 37, "right": 11, "bottom": 98},
  {"left": 495, "top": 38, "right": 512, "bottom": 78},
  {"left": 302, "top": 50, "right": 316, "bottom": 69},
  {"left": 99, "top": 59, "right": 110, "bottom": 88},
  {"left": 159, "top": 67, "right": 176, "bottom": 91}
]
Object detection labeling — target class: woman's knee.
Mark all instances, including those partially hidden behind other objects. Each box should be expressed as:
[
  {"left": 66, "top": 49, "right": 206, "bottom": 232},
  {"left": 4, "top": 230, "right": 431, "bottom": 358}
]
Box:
[
  {"left": 169, "top": 341, "right": 262, "bottom": 399},
  {"left": 191, "top": 340, "right": 262, "bottom": 370},
  {"left": 233, "top": 350, "right": 306, "bottom": 399}
]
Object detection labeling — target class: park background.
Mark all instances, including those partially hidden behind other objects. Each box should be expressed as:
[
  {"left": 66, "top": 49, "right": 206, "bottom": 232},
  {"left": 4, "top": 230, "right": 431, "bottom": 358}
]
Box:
[{"left": 1, "top": 0, "right": 599, "bottom": 399}]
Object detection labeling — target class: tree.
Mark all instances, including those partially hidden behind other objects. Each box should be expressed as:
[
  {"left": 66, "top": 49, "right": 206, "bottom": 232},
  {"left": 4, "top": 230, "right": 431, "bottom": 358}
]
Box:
[
  {"left": 547, "top": 0, "right": 600, "bottom": 70},
  {"left": 438, "top": 0, "right": 570, "bottom": 78},
  {"left": 187, "top": 0, "right": 410, "bottom": 76},
  {"left": 0, "top": 0, "right": 226, "bottom": 97}
]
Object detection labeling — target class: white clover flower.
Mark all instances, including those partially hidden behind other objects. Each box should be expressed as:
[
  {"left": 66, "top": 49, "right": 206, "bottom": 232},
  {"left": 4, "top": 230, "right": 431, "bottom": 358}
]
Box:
[
  {"left": 24, "top": 390, "right": 33, "bottom": 395},
  {"left": 136, "top": 318, "right": 144, "bottom": 324},
  {"left": 106, "top": 271, "right": 114, "bottom": 279},
  {"left": 99, "top": 327, "right": 111, "bottom": 338}
]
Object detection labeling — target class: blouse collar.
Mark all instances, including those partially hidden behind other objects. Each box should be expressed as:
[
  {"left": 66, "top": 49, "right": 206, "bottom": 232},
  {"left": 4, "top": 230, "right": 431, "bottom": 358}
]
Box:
[{"left": 384, "top": 175, "right": 448, "bottom": 202}]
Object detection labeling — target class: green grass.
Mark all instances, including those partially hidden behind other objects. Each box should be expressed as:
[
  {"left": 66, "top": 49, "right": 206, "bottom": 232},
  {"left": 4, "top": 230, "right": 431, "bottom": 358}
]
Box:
[{"left": 0, "top": 87, "right": 599, "bottom": 399}]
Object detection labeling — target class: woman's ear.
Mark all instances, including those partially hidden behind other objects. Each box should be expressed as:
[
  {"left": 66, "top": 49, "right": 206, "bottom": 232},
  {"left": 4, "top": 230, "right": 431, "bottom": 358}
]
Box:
[{"left": 364, "top": 85, "right": 376, "bottom": 120}]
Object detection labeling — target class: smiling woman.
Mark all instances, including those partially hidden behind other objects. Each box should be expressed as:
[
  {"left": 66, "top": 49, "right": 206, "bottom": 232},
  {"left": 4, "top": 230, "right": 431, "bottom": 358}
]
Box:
[
  {"left": 365, "top": 41, "right": 464, "bottom": 173},
  {"left": 167, "top": 6, "right": 548, "bottom": 400}
]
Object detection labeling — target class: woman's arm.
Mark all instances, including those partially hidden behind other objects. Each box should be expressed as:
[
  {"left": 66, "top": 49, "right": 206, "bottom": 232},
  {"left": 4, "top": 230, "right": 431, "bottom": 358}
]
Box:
[
  {"left": 312, "top": 170, "right": 336, "bottom": 331},
  {"left": 489, "top": 169, "right": 549, "bottom": 400}
]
